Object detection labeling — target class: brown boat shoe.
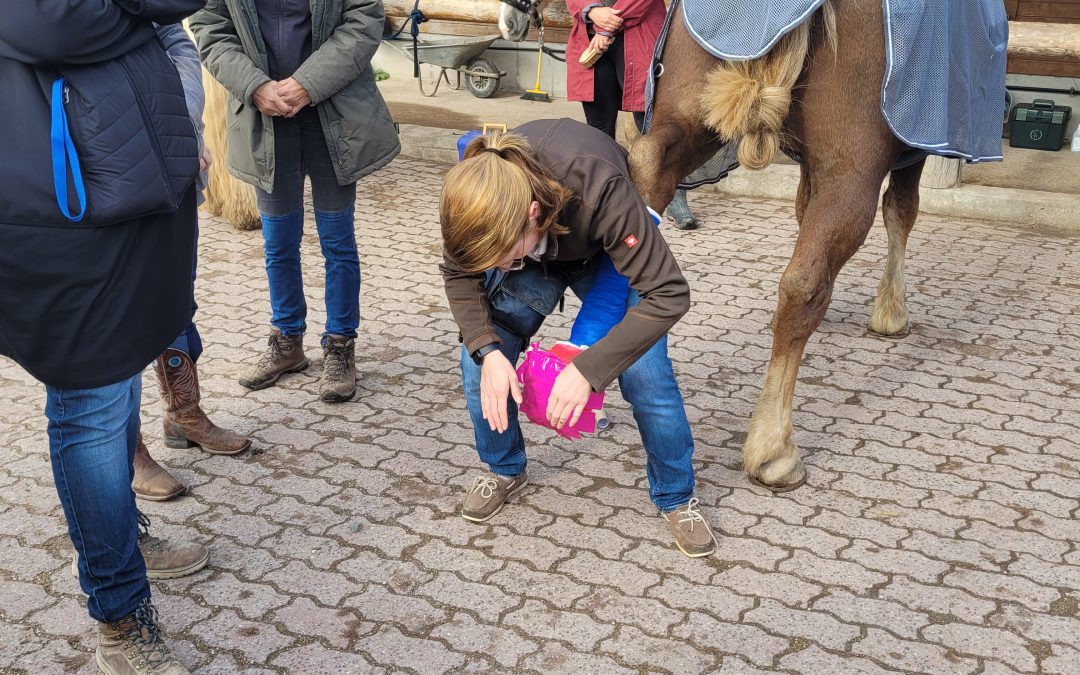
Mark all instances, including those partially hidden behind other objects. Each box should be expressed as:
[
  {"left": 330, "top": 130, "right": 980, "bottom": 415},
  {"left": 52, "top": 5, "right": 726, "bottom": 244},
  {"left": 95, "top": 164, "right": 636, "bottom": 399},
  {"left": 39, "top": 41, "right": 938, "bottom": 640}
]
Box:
[
  {"left": 663, "top": 498, "right": 717, "bottom": 558},
  {"left": 460, "top": 471, "right": 528, "bottom": 523}
]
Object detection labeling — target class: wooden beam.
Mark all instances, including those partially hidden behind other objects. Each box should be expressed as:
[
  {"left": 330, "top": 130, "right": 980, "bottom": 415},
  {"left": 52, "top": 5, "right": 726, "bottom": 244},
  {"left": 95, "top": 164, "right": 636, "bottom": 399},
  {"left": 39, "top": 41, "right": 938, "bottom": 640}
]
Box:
[{"left": 383, "top": 0, "right": 573, "bottom": 29}]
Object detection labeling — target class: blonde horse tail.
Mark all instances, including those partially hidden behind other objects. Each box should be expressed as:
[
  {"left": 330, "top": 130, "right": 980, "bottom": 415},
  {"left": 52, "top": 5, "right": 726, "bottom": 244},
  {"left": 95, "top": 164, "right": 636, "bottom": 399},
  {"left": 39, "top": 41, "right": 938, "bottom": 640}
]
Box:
[
  {"left": 202, "top": 68, "right": 262, "bottom": 231},
  {"left": 698, "top": 1, "right": 834, "bottom": 170}
]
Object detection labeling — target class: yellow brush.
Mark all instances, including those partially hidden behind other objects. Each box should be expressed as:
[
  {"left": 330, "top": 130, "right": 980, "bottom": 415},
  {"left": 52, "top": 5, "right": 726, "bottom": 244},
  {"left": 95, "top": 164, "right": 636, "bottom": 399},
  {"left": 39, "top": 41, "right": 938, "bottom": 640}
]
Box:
[{"left": 521, "top": 42, "right": 552, "bottom": 102}]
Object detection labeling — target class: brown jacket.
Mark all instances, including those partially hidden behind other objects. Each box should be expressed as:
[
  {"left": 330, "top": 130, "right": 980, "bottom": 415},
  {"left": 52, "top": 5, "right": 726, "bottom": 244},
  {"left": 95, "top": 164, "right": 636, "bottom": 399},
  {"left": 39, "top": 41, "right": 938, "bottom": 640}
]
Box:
[{"left": 441, "top": 118, "right": 690, "bottom": 390}]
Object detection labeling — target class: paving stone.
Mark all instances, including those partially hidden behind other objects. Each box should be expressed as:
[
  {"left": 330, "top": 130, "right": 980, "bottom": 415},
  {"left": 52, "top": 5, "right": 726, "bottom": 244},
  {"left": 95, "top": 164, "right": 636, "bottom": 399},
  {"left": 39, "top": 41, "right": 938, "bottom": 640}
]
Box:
[
  {"left": 557, "top": 551, "right": 661, "bottom": 596},
  {"left": 852, "top": 627, "right": 979, "bottom": 673},
  {"left": 746, "top": 517, "right": 848, "bottom": 557},
  {"left": 188, "top": 608, "right": 294, "bottom": 663},
  {"left": 272, "top": 641, "right": 385, "bottom": 673},
  {"left": 190, "top": 573, "right": 288, "bottom": 620},
  {"left": 673, "top": 611, "right": 789, "bottom": 667},
  {"left": 879, "top": 577, "right": 997, "bottom": 624},
  {"left": 1042, "top": 644, "right": 1080, "bottom": 675},
  {"left": 944, "top": 568, "right": 1060, "bottom": 612},
  {"left": 271, "top": 597, "right": 374, "bottom": 649},
  {"left": 264, "top": 560, "right": 356, "bottom": 606},
  {"left": 1, "top": 156, "right": 1077, "bottom": 673},
  {"left": 0, "top": 579, "right": 54, "bottom": 622},
  {"left": 598, "top": 625, "right": 716, "bottom": 672},
  {"left": 573, "top": 587, "right": 685, "bottom": 634},
  {"left": 521, "top": 641, "right": 634, "bottom": 674},
  {"left": 646, "top": 576, "right": 755, "bottom": 623},
  {"left": 922, "top": 622, "right": 1038, "bottom": 672},
  {"left": 472, "top": 526, "right": 570, "bottom": 571},
  {"left": 486, "top": 561, "right": 590, "bottom": 607},
  {"left": 416, "top": 572, "right": 519, "bottom": 623},
  {"left": 777, "top": 645, "right": 896, "bottom": 675},
  {"left": 430, "top": 612, "right": 539, "bottom": 669},
  {"left": 504, "top": 598, "right": 615, "bottom": 651},
  {"left": 353, "top": 625, "right": 466, "bottom": 673},
  {"left": 776, "top": 550, "right": 887, "bottom": 595},
  {"left": 744, "top": 598, "right": 860, "bottom": 651}
]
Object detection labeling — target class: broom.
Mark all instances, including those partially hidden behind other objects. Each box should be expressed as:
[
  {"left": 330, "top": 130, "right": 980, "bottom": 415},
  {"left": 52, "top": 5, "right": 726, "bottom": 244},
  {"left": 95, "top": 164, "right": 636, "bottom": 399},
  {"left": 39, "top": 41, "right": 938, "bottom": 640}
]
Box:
[{"left": 521, "top": 40, "right": 551, "bottom": 102}]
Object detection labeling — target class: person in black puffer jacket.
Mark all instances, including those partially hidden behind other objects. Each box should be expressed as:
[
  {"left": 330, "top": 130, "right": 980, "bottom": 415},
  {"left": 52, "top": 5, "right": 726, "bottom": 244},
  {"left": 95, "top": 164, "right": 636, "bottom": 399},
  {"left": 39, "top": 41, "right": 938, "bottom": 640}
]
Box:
[{"left": 0, "top": 2, "right": 209, "bottom": 672}]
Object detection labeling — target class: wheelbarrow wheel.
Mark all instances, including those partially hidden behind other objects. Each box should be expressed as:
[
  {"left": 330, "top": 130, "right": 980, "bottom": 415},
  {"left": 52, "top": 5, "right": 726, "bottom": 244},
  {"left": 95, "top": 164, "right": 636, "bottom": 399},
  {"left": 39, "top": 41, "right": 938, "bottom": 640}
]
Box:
[{"left": 465, "top": 58, "right": 499, "bottom": 99}]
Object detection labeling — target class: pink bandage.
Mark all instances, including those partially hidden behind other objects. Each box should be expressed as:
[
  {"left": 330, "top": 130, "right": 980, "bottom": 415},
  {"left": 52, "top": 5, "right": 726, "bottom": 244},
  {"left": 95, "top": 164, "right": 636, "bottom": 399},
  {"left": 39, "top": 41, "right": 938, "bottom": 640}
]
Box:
[{"left": 516, "top": 343, "right": 605, "bottom": 440}]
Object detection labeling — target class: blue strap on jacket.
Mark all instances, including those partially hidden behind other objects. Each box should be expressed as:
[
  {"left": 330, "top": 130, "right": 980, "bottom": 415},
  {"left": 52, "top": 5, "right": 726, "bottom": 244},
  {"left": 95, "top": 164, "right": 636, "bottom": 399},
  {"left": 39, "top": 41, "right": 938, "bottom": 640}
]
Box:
[{"left": 50, "top": 78, "right": 87, "bottom": 222}]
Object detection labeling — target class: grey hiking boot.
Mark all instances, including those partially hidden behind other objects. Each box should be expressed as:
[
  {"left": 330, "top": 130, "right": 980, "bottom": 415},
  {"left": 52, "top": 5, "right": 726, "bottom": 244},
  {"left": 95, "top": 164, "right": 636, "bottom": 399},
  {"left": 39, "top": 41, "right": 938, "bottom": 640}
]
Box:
[
  {"left": 319, "top": 334, "right": 357, "bottom": 402},
  {"left": 461, "top": 471, "right": 528, "bottom": 523},
  {"left": 72, "top": 514, "right": 209, "bottom": 581},
  {"left": 239, "top": 328, "right": 308, "bottom": 390},
  {"left": 663, "top": 498, "right": 717, "bottom": 558},
  {"left": 96, "top": 598, "right": 190, "bottom": 674}
]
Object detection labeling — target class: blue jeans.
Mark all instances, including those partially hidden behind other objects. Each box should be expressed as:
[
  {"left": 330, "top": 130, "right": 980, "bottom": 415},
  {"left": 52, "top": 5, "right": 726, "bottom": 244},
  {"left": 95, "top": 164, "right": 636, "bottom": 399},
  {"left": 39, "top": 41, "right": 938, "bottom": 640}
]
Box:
[
  {"left": 459, "top": 257, "right": 697, "bottom": 511},
  {"left": 45, "top": 374, "right": 149, "bottom": 623},
  {"left": 258, "top": 109, "right": 360, "bottom": 338}
]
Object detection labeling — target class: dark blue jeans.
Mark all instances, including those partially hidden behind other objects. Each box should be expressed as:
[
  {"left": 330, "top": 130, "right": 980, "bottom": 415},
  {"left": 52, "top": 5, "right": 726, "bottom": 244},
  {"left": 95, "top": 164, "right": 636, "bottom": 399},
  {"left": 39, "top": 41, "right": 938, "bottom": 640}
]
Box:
[
  {"left": 257, "top": 108, "right": 359, "bottom": 338},
  {"left": 45, "top": 374, "right": 148, "bottom": 623},
  {"left": 459, "top": 257, "right": 697, "bottom": 511}
]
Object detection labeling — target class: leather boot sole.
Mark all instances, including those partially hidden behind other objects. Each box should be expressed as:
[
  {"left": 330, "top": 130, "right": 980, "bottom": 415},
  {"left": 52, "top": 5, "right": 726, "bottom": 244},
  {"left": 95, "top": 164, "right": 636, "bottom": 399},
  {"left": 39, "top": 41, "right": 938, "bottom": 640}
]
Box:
[
  {"left": 163, "top": 434, "right": 251, "bottom": 456},
  {"left": 133, "top": 485, "right": 187, "bottom": 502},
  {"left": 238, "top": 358, "right": 310, "bottom": 391},
  {"left": 319, "top": 387, "right": 356, "bottom": 403}
]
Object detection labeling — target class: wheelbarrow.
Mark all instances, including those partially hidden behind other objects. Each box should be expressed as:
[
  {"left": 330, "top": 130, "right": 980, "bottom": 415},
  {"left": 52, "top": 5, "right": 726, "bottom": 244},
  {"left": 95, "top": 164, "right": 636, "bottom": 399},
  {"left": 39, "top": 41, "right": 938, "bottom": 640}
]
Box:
[{"left": 397, "top": 34, "right": 505, "bottom": 98}]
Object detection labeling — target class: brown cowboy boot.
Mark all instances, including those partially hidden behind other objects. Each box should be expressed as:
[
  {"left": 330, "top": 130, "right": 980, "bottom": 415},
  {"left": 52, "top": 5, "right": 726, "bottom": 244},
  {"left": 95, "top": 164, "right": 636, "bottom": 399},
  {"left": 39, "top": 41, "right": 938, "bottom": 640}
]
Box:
[
  {"left": 132, "top": 433, "right": 185, "bottom": 501},
  {"left": 154, "top": 349, "right": 250, "bottom": 456}
]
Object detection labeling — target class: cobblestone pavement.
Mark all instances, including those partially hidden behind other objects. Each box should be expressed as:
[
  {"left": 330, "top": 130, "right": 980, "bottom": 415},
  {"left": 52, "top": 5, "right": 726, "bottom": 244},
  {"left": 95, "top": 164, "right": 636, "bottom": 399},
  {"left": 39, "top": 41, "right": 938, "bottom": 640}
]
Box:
[{"left": 1, "top": 155, "right": 1079, "bottom": 674}]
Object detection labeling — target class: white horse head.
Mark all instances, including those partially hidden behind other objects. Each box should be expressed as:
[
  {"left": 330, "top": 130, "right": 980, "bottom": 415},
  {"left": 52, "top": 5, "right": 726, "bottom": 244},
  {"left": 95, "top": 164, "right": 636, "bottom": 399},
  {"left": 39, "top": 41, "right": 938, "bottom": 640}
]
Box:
[{"left": 497, "top": 0, "right": 550, "bottom": 41}]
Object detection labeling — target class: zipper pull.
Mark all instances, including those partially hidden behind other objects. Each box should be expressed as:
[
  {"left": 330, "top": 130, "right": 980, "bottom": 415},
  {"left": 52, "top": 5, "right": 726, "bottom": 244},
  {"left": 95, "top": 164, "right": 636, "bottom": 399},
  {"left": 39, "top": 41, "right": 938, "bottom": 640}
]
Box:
[{"left": 63, "top": 83, "right": 70, "bottom": 105}]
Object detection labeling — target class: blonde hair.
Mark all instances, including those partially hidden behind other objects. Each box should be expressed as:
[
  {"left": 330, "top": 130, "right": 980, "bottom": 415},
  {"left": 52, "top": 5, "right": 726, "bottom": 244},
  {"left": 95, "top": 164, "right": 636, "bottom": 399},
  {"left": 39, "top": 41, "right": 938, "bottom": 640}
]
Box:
[
  {"left": 698, "top": 1, "right": 836, "bottom": 170},
  {"left": 440, "top": 132, "right": 572, "bottom": 273}
]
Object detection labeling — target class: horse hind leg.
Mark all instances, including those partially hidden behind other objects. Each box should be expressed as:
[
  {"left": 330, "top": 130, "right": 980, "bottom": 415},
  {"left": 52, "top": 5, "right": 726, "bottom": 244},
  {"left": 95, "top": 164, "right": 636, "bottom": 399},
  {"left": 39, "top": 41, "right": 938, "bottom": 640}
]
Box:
[
  {"left": 744, "top": 170, "right": 886, "bottom": 489},
  {"left": 868, "top": 158, "right": 925, "bottom": 337}
]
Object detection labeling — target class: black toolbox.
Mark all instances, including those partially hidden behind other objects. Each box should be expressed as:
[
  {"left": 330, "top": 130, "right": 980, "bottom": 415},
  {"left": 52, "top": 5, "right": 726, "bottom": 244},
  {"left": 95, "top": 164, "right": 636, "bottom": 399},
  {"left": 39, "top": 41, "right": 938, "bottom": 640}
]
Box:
[{"left": 1009, "top": 99, "right": 1072, "bottom": 150}]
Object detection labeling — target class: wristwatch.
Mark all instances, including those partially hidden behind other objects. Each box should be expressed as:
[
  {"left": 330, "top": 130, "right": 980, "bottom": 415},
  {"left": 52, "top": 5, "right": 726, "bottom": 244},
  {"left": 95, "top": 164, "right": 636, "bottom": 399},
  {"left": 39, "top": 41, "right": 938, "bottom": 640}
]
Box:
[{"left": 471, "top": 342, "right": 500, "bottom": 365}]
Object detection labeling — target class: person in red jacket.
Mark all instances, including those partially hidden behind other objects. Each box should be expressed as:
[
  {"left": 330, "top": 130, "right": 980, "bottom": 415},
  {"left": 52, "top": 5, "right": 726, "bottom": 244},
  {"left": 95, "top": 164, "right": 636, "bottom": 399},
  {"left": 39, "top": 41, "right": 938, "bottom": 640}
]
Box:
[{"left": 565, "top": 0, "right": 700, "bottom": 229}]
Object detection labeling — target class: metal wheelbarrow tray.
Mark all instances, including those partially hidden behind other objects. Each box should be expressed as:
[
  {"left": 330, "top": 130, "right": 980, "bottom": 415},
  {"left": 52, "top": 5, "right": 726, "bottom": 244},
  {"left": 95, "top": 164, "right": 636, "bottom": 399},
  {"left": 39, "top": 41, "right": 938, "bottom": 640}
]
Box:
[{"left": 395, "top": 34, "right": 505, "bottom": 98}]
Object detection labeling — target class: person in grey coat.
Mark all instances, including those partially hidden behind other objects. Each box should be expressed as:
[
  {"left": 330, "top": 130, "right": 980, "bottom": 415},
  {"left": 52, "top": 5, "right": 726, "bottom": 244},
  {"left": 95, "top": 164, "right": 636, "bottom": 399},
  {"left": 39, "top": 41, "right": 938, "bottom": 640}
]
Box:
[{"left": 190, "top": 0, "right": 400, "bottom": 403}]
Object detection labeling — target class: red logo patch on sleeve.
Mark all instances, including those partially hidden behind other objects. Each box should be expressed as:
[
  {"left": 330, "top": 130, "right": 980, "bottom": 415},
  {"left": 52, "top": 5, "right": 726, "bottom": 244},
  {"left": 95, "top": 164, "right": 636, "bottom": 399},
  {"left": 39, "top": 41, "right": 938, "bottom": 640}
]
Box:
[{"left": 624, "top": 235, "right": 639, "bottom": 248}]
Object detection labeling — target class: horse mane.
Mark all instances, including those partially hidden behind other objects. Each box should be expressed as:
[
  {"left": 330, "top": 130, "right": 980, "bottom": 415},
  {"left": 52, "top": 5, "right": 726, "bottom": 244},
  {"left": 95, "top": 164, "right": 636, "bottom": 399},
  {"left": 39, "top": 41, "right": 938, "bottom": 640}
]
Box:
[{"left": 699, "top": 1, "right": 836, "bottom": 170}]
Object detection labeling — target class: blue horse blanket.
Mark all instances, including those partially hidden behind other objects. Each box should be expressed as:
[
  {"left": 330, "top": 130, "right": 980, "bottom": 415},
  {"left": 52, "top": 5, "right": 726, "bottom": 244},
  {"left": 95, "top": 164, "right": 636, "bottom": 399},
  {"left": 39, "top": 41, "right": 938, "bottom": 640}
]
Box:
[{"left": 648, "top": 0, "right": 1009, "bottom": 170}]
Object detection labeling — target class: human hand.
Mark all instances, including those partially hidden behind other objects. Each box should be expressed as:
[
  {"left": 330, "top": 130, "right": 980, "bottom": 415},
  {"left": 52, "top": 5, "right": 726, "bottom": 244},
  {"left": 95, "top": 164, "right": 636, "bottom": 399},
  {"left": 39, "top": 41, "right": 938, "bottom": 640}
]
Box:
[
  {"left": 546, "top": 363, "right": 592, "bottom": 430},
  {"left": 589, "top": 33, "right": 614, "bottom": 54},
  {"left": 588, "top": 7, "right": 623, "bottom": 33},
  {"left": 480, "top": 349, "right": 523, "bottom": 433},
  {"left": 252, "top": 81, "right": 292, "bottom": 117},
  {"left": 199, "top": 147, "right": 212, "bottom": 172},
  {"left": 276, "top": 77, "right": 312, "bottom": 117}
]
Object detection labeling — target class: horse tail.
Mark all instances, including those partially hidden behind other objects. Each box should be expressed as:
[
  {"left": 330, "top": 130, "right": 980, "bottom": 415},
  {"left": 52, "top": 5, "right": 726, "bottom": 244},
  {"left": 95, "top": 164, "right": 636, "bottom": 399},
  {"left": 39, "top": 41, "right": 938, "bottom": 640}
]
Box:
[
  {"left": 699, "top": 1, "right": 835, "bottom": 170},
  {"left": 201, "top": 68, "right": 261, "bottom": 231}
]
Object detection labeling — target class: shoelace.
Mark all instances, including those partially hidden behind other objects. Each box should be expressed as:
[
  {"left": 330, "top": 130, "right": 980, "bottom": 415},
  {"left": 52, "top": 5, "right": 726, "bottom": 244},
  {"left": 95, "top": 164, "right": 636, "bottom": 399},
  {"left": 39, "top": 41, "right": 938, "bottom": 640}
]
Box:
[
  {"left": 257, "top": 333, "right": 288, "bottom": 369},
  {"left": 469, "top": 475, "right": 499, "bottom": 499},
  {"left": 109, "top": 598, "right": 174, "bottom": 669},
  {"left": 136, "top": 512, "right": 165, "bottom": 554},
  {"left": 323, "top": 343, "right": 349, "bottom": 380},
  {"left": 677, "top": 497, "right": 706, "bottom": 532}
]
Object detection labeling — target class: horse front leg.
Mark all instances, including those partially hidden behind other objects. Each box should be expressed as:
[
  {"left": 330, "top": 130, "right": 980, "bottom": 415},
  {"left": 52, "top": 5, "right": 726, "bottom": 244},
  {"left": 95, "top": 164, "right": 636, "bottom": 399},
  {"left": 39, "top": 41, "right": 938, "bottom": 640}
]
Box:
[
  {"left": 868, "top": 158, "right": 925, "bottom": 337},
  {"left": 744, "top": 172, "right": 884, "bottom": 490}
]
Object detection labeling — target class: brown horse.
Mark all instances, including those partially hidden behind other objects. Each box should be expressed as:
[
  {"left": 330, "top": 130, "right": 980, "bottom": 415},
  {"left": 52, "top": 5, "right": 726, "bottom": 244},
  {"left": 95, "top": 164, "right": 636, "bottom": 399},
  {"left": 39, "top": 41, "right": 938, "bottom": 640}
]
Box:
[{"left": 502, "top": 0, "right": 926, "bottom": 492}]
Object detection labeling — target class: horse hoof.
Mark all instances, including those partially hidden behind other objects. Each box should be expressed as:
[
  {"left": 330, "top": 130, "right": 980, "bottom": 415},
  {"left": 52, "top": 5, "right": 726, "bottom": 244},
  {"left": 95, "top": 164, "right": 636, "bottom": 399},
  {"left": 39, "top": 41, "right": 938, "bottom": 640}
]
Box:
[
  {"left": 671, "top": 215, "right": 699, "bottom": 230},
  {"left": 867, "top": 325, "right": 911, "bottom": 340},
  {"left": 748, "top": 474, "right": 807, "bottom": 493},
  {"left": 747, "top": 457, "right": 807, "bottom": 493}
]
